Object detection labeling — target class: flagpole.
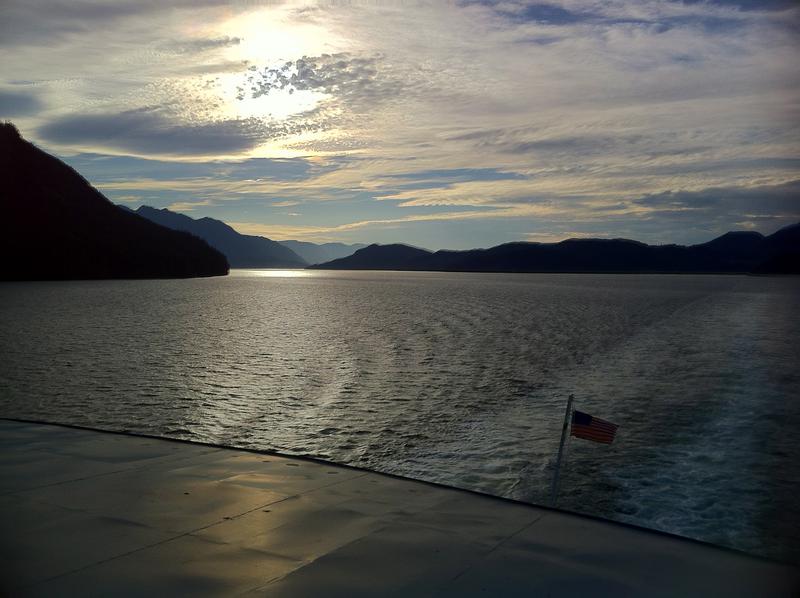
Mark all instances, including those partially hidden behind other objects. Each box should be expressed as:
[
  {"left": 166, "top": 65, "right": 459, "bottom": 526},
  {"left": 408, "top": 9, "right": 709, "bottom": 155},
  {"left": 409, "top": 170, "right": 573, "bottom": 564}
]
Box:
[{"left": 550, "top": 393, "right": 574, "bottom": 507}]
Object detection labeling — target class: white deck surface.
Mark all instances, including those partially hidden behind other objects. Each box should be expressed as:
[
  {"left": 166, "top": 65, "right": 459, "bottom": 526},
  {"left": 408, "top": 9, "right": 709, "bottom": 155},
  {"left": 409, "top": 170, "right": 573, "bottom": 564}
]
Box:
[{"left": 1, "top": 419, "right": 797, "bottom": 597}]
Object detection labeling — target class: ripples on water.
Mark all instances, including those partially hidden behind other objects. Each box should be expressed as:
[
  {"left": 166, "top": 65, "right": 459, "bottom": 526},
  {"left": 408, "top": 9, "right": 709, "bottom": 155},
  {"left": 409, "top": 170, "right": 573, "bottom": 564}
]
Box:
[{"left": 1, "top": 271, "right": 798, "bottom": 562}]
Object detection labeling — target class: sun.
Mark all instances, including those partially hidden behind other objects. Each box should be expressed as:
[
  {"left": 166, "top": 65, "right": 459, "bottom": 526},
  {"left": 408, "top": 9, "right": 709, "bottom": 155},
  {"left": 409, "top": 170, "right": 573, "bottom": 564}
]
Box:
[
  {"left": 208, "top": 6, "right": 344, "bottom": 123},
  {"left": 222, "top": 5, "right": 337, "bottom": 63}
]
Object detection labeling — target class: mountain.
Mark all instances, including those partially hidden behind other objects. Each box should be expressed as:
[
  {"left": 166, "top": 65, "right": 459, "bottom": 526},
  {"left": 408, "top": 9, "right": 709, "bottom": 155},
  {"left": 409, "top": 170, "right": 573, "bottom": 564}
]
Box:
[
  {"left": 754, "top": 223, "right": 800, "bottom": 274},
  {"left": 311, "top": 225, "right": 800, "bottom": 274},
  {"left": 313, "top": 243, "right": 434, "bottom": 270},
  {"left": 278, "top": 239, "right": 367, "bottom": 265},
  {"left": 0, "top": 123, "right": 228, "bottom": 281},
  {"left": 133, "top": 206, "right": 306, "bottom": 268}
]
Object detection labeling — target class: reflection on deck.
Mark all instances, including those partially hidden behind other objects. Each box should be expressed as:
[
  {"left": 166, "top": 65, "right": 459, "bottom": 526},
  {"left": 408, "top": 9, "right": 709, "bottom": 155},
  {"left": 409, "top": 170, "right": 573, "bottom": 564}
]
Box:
[{"left": 0, "top": 419, "right": 796, "bottom": 597}]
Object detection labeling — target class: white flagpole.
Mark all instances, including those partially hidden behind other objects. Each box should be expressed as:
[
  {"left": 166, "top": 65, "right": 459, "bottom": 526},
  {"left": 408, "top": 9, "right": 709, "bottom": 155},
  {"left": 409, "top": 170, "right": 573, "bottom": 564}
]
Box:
[{"left": 550, "top": 394, "right": 574, "bottom": 507}]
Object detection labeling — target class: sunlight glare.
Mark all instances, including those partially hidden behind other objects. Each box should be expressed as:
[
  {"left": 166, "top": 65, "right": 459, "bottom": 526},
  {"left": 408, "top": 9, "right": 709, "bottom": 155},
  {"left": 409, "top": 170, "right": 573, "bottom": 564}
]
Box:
[
  {"left": 222, "top": 7, "right": 336, "bottom": 64},
  {"left": 239, "top": 269, "right": 314, "bottom": 278},
  {"left": 213, "top": 7, "right": 341, "bottom": 124}
]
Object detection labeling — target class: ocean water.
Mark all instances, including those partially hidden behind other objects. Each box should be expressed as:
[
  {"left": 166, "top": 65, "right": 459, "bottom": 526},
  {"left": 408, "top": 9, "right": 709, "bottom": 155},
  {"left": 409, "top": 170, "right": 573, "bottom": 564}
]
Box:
[{"left": 1, "top": 270, "right": 798, "bottom": 562}]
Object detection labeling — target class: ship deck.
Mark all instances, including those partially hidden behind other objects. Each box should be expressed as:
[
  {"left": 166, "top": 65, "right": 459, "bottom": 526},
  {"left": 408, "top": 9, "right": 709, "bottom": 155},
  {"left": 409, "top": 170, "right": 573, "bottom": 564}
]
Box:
[{"left": 1, "top": 419, "right": 796, "bottom": 597}]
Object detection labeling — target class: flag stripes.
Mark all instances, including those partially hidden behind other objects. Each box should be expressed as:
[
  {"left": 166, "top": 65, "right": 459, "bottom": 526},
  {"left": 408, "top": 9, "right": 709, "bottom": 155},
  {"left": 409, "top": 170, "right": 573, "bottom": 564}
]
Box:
[{"left": 571, "top": 410, "right": 618, "bottom": 444}]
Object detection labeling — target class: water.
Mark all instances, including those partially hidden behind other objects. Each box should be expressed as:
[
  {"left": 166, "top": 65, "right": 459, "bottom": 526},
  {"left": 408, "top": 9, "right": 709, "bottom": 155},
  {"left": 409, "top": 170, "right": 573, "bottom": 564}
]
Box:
[{"left": 1, "top": 270, "right": 798, "bottom": 562}]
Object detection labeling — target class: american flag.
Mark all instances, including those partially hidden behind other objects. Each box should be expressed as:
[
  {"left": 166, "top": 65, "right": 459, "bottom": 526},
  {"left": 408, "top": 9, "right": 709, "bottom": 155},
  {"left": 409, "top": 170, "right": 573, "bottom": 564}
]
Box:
[{"left": 571, "top": 410, "right": 618, "bottom": 444}]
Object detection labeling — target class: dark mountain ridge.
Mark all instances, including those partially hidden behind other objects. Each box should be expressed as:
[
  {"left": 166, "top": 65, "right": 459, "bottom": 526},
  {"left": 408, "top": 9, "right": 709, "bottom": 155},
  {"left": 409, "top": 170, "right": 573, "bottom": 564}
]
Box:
[
  {"left": 312, "top": 225, "right": 800, "bottom": 274},
  {"left": 321, "top": 243, "right": 433, "bottom": 270},
  {"left": 133, "top": 206, "right": 306, "bottom": 268},
  {"left": 0, "top": 123, "right": 228, "bottom": 280}
]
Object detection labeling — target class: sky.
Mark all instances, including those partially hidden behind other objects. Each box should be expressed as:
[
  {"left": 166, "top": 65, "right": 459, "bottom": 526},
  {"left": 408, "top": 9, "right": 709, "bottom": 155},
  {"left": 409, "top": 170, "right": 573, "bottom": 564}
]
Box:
[{"left": 1, "top": 0, "right": 798, "bottom": 249}]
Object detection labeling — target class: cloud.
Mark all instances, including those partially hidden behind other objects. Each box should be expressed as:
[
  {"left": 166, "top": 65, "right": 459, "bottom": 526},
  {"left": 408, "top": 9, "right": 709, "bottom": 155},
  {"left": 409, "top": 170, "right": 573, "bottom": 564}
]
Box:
[
  {"left": 37, "top": 108, "right": 267, "bottom": 156},
  {"left": 228, "top": 208, "right": 507, "bottom": 241},
  {"left": 238, "top": 52, "right": 417, "bottom": 110},
  {"left": 634, "top": 180, "right": 800, "bottom": 214},
  {"left": 385, "top": 168, "right": 527, "bottom": 182},
  {"left": 489, "top": 134, "right": 642, "bottom": 156},
  {"left": 0, "top": 89, "right": 42, "bottom": 117},
  {"left": 36, "top": 106, "right": 334, "bottom": 158},
  {"left": 483, "top": 2, "right": 585, "bottom": 25},
  {"left": 0, "top": 0, "right": 231, "bottom": 46},
  {"left": 167, "top": 199, "right": 213, "bottom": 211},
  {"left": 61, "top": 153, "right": 316, "bottom": 183},
  {"left": 509, "top": 0, "right": 795, "bottom": 24},
  {"left": 160, "top": 36, "right": 241, "bottom": 55}
]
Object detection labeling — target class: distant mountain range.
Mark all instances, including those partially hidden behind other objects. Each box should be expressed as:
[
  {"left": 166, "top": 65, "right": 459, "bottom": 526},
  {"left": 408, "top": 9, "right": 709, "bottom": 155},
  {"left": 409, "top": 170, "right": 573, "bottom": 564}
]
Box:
[
  {"left": 311, "top": 225, "right": 800, "bottom": 274},
  {"left": 0, "top": 123, "right": 228, "bottom": 280},
  {"left": 131, "top": 206, "right": 365, "bottom": 268},
  {"left": 3, "top": 119, "right": 796, "bottom": 279},
  {"left": 132, "top": 206, "right": 306, "bottom": 268},
  {"left": 279, "top": 240, "right": 368, "bottom": 265}
]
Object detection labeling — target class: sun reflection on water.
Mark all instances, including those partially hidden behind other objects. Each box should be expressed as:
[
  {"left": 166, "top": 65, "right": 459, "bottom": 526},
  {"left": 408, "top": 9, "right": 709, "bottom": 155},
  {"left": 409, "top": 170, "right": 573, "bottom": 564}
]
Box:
[{"left": 235, "top": 269, "right": 313, "bottom": 278}]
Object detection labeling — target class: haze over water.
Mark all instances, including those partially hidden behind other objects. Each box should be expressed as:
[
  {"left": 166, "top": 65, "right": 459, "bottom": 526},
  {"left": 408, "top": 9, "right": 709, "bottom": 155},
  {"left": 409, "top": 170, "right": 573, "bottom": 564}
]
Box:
[{"left": 1, "top": 271, "right": 798, "bottom": 563}]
